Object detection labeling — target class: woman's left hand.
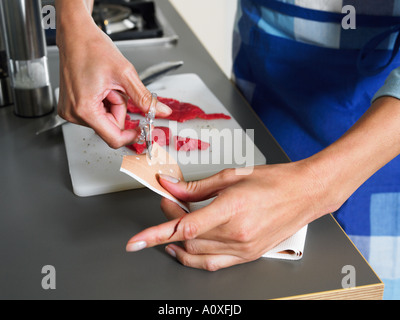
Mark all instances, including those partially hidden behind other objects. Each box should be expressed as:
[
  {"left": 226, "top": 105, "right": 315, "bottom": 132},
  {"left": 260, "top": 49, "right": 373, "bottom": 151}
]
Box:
[{"left": 126, "top": 160, "right": 336, "bottom": 271}]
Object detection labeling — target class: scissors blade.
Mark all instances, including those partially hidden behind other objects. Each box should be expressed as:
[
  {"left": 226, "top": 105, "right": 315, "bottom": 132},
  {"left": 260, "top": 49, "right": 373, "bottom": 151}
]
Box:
[
  {"left": 145, "top": 125, "right": 152, "bottom": 160},
  {"left": 36, "top": 115, "right": 67, "bottom": 135},
  {"left": 144, "top": 93, "right": 157, "bottom": 159}
]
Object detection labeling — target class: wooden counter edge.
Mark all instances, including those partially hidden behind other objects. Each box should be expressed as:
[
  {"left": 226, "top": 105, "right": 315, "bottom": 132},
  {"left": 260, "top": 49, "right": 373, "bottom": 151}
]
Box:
[
  {"left": 276, "top": 282, "right": 384, "bottom": 300},
  {"left": 277, "top": 214, "right": 385, "bottom": 300}
]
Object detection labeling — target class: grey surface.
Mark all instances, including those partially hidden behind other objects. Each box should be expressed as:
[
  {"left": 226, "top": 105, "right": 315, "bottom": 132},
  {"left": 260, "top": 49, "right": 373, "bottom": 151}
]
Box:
[{"left": 0, "top": 0, "right": 381, "bottom": 299}]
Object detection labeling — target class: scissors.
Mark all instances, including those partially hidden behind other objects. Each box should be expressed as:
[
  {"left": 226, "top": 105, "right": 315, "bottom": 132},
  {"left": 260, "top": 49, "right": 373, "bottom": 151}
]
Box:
[{"left": 139, "top": 92, "right": 158, "bottom": 160}]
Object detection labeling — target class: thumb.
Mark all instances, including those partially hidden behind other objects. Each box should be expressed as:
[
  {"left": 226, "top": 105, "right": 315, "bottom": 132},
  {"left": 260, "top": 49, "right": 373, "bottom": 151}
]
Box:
[
  {"left": 159, "top": 169, "right": 242, "bottom": 203},
  {"left": 122, "top": 67, "right": 172, "bottom": 117}
]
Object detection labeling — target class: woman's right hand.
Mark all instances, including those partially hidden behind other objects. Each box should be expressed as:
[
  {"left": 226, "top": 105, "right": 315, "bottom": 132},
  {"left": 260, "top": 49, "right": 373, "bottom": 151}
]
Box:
[{"left": 55, "top": 0, "right": 172, "bottom": 149}]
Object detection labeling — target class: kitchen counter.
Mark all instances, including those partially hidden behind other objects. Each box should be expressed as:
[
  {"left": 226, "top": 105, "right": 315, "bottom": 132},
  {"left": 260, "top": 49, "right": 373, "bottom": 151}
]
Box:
[{"left": 0, "top": 0, "right": 383, "bottom": 300}]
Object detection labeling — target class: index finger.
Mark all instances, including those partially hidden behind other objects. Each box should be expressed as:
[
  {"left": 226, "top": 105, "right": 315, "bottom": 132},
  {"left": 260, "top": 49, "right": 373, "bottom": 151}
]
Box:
[
  {"left": 126, "top": 197, "right": 229, "bottom": 252},
  {"left": 122, "top": 68, "right": 172, "bottom": 117}
]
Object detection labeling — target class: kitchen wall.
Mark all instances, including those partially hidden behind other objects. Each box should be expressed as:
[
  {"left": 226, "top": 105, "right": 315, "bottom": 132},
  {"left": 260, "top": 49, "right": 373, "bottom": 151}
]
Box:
[{"left": 169, "top": 0, "right": 238, "bottom": 79}]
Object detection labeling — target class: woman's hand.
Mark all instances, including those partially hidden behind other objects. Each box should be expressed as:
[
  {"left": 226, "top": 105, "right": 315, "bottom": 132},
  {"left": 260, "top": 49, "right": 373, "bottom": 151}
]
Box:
[
  {"left": 56, "top": 1, "right": 171, "bottom": 148},
  {"left": 126, "top": 161, "right": 336, "bottom": 271},
  {"left": 125, "top": 96, "right": 400, "bottom": 271}
]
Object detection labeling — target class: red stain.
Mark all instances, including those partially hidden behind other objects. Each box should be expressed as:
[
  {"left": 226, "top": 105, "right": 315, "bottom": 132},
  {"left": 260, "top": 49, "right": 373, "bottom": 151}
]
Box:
[{"left": 168, "top": 216, "right": 185, "bottom": 240}]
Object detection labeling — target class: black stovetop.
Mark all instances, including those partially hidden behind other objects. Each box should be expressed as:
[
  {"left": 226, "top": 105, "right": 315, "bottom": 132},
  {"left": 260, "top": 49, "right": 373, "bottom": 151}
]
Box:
[{"left": 45, "top": 0, "right": 163, "bottom": 46}]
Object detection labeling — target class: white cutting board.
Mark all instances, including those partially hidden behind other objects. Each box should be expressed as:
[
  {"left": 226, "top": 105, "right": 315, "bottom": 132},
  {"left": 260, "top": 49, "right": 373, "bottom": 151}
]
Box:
[{"left": 62, "top": 74, "right": 267, "bottom": 197}]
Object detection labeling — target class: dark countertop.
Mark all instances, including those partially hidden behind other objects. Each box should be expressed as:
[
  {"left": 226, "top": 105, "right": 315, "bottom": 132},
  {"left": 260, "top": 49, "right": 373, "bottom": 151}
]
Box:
[{"left": 0, "top": 0, "right": 383, "bottom": 300}]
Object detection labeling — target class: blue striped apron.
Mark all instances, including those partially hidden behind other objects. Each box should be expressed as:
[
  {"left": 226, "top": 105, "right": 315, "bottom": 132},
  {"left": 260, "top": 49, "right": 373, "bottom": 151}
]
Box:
[{"left": 233, "top": 0, "right": 400, "bottom": 299}]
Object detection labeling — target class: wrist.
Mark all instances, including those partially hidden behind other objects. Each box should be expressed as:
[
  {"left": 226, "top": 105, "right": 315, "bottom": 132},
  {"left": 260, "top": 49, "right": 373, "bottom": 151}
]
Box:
[{"left": 298, "top": 154, "right": 347, "bottom": 219}]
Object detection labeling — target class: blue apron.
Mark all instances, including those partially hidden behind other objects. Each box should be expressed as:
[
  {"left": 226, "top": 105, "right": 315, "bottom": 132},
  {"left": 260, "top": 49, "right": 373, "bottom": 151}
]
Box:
[{"left": 233, "top": 0, "right": 400, "bottom": 299}]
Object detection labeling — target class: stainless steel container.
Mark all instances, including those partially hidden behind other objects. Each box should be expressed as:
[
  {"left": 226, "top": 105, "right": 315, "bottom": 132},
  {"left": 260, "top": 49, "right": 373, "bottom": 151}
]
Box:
[
  {"left": 0, "top": 12, "right": 12, "bottom": 107},
  {"left": 1, "top": 0, "right": 53, "bottom": 117}
]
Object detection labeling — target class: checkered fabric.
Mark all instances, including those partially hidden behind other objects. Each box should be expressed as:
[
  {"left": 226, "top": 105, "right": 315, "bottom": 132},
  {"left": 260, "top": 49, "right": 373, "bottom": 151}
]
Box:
[
  {"left": 233, "top": 0, "right": 400, "bottom": 300},
  {"left": 251, "top": 0, "right": 400, "bottom": 49}
]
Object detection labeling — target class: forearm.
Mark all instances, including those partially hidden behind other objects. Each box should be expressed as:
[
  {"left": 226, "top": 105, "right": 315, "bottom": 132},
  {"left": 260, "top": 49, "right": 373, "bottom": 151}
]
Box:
[
  {"left": 55, "top": 0, "right": 93, "bottom": 14},
  {"left": 55, "top": 0, "right": 96, "bottom": 48},
  {"left": 307, "top": 96, "right": 400, "bottom": 216}
]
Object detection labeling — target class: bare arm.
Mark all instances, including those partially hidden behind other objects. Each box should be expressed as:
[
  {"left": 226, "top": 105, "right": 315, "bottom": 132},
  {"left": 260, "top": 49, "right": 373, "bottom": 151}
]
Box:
[
  {"left": 55, "top": 0, "right": 171, "bottom": 148},
  {"left": 308, "top": 96, "right": 400, "bottom": 211},
  {"left": 56, "top": 0, "right": 94, "bottom": 16},
  {"left": 125, "top": 96, "right": 400, "bottom": 271}
]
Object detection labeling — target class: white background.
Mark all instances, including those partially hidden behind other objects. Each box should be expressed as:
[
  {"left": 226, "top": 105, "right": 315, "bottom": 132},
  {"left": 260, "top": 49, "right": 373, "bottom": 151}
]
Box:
[{"left": 170, "top": 0, "right": 238, "bottom": 78}]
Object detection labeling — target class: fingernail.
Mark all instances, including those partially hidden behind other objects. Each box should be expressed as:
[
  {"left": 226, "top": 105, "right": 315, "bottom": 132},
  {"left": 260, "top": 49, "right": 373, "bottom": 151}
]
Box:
[
  {"left": 165, "top": 245, "right": 176, "bottom": 258},
  {"left": 156, "top": 102, "right": 172, "bottom": 115},
  {"left": 159, "top": 174, "right": 180, "bottom": 184},
  {"left": 126, "top": 241, "right": 147, "bottom": 252}
]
